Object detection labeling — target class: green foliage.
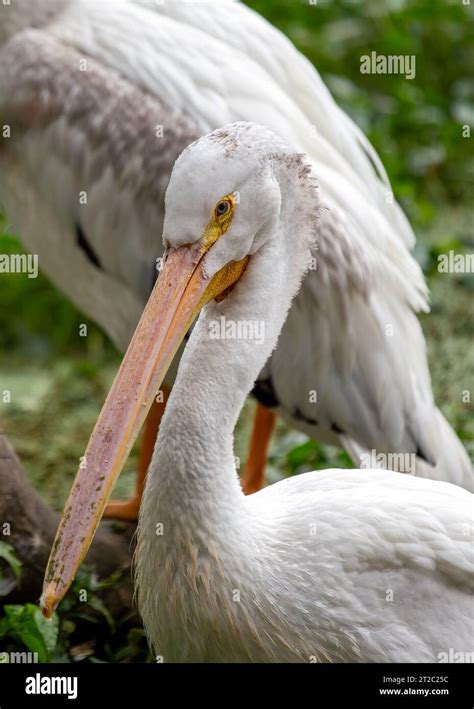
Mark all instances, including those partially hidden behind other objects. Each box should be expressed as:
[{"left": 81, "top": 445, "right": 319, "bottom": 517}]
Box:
[
  {"left": 54, "top": 566, "right": 151, "bottom": 662},
  {"left": 0, "top": 542, "right": 22, "bottom": 596},
  {"left": 0, "top": 605, "right": 59, "bottom": 663},
  {"left": 246, "top": 0, "right": 473, "bottom": 207},
  {"left": 286, "top": 440, "right": 353, "bottom": 474},
  {"left": 0, "top": 217, "right": 112, "bottom": 359},
  {"left": 0, "top": 565, "right": 151, "bottom": 663}
]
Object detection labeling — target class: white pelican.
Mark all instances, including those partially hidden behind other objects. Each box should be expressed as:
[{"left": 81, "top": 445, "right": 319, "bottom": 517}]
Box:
[
  {"left": 1, "top": 0, "right": 471, "bottom": 506},
  {"left": 41, "top": 124, "right": 473, "bottom": 662}
]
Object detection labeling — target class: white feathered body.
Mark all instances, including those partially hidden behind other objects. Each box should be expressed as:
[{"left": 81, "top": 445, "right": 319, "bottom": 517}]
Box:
[
  {"left": 138, "top": 469, "right": 473, "bottom": 663},
  {"left": 135, "top": 127, "right": 473, "bottom": 663}
]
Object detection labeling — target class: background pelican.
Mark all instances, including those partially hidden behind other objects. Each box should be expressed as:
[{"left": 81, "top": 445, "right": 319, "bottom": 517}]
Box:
[
  {"left": 41, "top": 123, "right": 474, "bottom": 662},
  {"left": 0, "top": 0, "right": 471, "bottom": 505}
]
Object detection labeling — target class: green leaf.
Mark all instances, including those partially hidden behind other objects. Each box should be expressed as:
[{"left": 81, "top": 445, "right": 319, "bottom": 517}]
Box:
[
  {"left": 88, "top": 596, "right": 115, "bottom": 633},
  {"left": 0, "top": 541, "right": 22, "bottom": 594},
  {"left": 287, "top": 440, "right": 320, "bottom": 468},
  {"left": 3, "top": 604, "right": 59, "bottom": 662}
]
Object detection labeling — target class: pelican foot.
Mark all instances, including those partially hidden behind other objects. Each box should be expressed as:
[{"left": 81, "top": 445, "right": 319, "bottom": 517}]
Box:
[{"left": 103, "top": 496, "right": 141, "bottom": 521}]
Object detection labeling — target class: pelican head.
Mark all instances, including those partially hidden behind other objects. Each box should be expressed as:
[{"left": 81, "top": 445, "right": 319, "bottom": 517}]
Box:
[
  {"left": 160, "top": 122, "right": 317, "bottom": 306},
  {"left": 163, "top": 123, "right": 285, "bottom": 263},
  {"left": 41, "top": 122, "right": 317, "bottom": 617}
]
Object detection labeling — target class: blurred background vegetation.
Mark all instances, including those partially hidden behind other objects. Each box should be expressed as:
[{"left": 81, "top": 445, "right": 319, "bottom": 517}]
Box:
[{"left": 0, "top": 0, "right": 472, "bottom": 661}]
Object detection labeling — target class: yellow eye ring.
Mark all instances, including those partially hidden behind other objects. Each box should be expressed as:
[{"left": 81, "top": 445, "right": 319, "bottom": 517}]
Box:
[{"left": 215, "top": 199, "right": 231, "bottom": 218}]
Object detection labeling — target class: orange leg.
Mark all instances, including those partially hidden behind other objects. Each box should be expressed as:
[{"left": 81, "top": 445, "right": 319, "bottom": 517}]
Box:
[
  {"left": 240, "top": 403, "right": 276, "bottom": 495},
  {"left": 103, "top": 386, "right": 171, "bottom": 520}
]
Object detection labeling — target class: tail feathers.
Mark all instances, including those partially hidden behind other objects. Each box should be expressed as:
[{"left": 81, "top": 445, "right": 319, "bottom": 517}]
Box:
[
  {"left": 341, "top": 409, "right": 473, "bottom": 492},
  {"left": 418, "top": 408, "right": 473, "bottom": 492}
]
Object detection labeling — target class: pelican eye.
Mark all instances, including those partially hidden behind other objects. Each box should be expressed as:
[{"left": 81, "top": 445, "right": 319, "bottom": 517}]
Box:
[
  {"left": 202, "top": 195, "right": 235, "bottom": 252},
  {"left": 215, "top": 200, "right": 231, "bottom": 218}
]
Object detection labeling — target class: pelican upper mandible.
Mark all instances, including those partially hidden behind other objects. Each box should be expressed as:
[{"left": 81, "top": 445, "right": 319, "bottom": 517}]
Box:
[
  {"left": 41, "top": 123, "right": 473, "bottom": 662},
  {"left": 0, "top": 0, "right": 471, "bottom": 509}
]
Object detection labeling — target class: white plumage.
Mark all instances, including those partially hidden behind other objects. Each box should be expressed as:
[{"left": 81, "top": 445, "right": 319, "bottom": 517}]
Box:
[
  {"left": 41, "top": 123, "right": 473, "bottom": 661},
  {"left": 0, "top": 0, "right": 471, "bottom": 488},
  {"left": 130, "top": 124, "right": 473, "bottom": 661}
]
